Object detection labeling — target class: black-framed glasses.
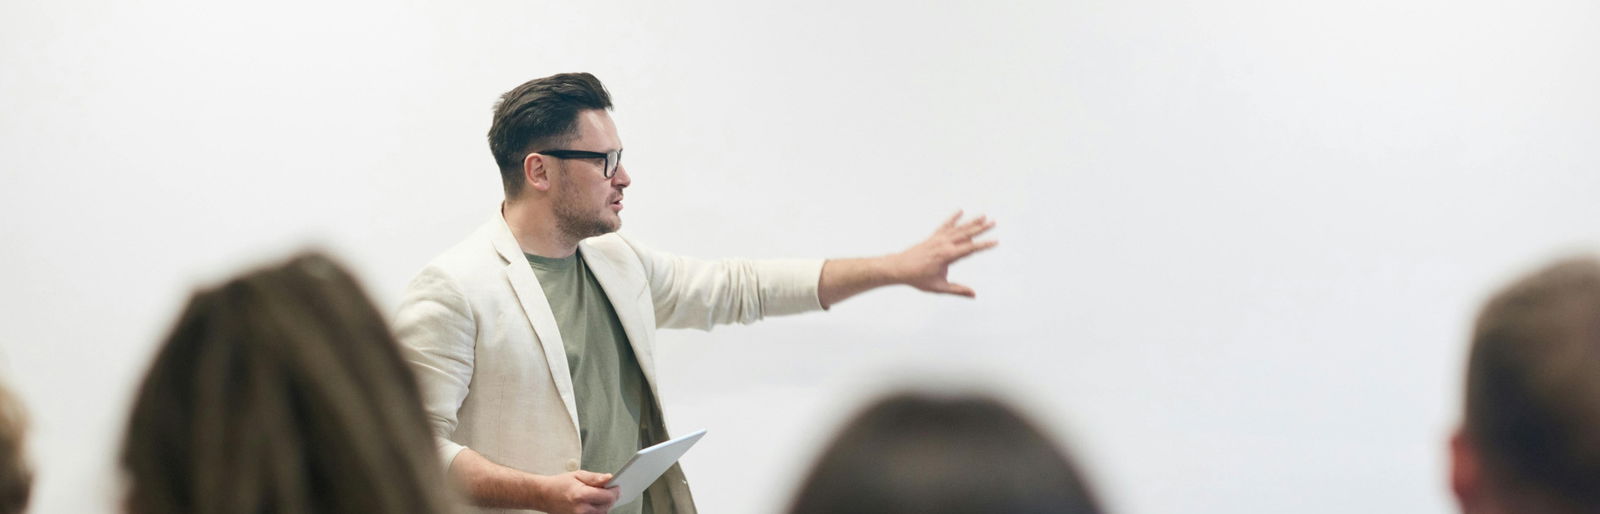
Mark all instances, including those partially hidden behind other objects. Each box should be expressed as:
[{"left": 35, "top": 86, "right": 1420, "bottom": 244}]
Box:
[{"left": 535, "top": 149, "right": 623, "bottom": 179}]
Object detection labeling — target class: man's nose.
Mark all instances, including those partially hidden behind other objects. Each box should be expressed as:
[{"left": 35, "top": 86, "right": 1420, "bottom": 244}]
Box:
[{"left": 611, "top": 163, "right": 631, "bottom": 188}]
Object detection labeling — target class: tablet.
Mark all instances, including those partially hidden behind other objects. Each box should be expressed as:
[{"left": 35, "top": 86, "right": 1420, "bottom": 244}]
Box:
[{"left": 605, "top": 428, "right": 708, "bottom": 506}]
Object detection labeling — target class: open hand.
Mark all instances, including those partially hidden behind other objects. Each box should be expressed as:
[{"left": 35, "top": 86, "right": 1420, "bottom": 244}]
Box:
[{"left": 889, "top": 211, "right": 998, "bottom": 297}]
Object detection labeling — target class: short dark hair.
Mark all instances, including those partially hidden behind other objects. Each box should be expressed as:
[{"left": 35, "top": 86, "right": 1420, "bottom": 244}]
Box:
[
  {"left": 487, "top": 72, "right": 613, "bottom": 198},
  {"left": 787, "top": 392, "right": 1103, "bottom": 514},
  {"left": 121, "top": 253, "right": 457, "bottom": 514},
  {"left": 1465, "top": 257, "right": 1600, "bottom": 511}
]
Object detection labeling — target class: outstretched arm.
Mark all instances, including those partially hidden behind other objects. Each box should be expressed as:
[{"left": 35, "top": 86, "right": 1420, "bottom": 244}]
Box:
[{"left": 818, "top": 211, "right": 998, "bottom": 309}]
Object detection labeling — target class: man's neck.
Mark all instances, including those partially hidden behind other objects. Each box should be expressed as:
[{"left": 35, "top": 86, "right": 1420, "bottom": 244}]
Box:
[{"left": 502, "top": 200, "right": 580, "bottom": 258}]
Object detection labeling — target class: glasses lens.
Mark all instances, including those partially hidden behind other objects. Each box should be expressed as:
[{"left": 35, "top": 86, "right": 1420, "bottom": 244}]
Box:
[{"left": 606, "top": 150, "right": 622, "bottom": 178}]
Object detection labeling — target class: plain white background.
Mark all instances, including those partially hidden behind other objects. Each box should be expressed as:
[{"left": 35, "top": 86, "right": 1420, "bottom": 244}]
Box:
[{"left": 3, "top": 1, "right": 1599, "bottom": 512}]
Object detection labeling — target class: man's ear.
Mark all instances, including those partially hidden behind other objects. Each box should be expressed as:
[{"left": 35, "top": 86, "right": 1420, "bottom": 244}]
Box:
[
  {"left": 524, "top": 153, "right": 552, "bottom": 192},
  {"left": 1451, "top": 428, "right": 1483, "bottom": 512}
]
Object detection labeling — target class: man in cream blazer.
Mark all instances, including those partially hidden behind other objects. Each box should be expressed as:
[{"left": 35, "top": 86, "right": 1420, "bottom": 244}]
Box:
[{"left": 395, "top": 73, "right": 996, "bottom": 514}]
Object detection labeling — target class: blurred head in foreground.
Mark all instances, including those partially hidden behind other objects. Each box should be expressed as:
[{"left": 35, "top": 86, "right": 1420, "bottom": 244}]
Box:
[
  {"left": 121, "top": 253, "right": 455, "bottom": 514},
  {"left": 0, "top": 378, "right": 29, "bottom": 514},
  {"left": 787, "top": 391, "right": 1103, "bottom": 514},
  {"left": 1452, "top": 257, "right": 1600, "bottom": 514}
]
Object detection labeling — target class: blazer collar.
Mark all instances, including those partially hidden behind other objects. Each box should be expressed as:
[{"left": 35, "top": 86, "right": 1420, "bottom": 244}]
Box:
[
  {"left": 488, "top": 210, "right": 583, "bottom": 435},
  {"left": 576, "top": 239, "right": 660, "bottom": 399}
]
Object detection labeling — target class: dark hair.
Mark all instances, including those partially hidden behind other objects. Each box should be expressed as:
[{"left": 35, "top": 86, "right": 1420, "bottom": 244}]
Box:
[
  {"left": 488, "top": 72, "right": 613, "bottom": 198},
  {"left": 1465, "top": 257, "right": 1600, "bottom": 511},
  {"left": 787, "top": 392, "right": 1104, "bottom": 514},
  {"left": 0, "top": 381, "right": 28, "bottom": 514},
  {"left": 121, "top": 253, "right": 456, "bottom": 514}
]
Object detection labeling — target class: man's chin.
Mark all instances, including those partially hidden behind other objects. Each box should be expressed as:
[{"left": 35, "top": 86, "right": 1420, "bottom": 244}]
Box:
[
  {"left": 587, "top": 219, "right": 621, "bottom": 239},
  {"left": 554, "top": 201, "right": 619, "bottom": 239}
]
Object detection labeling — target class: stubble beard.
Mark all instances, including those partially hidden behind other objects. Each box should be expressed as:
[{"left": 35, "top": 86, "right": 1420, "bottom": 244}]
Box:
[{"left": 552, "top": 187, "right": 619, "bottom": 244}]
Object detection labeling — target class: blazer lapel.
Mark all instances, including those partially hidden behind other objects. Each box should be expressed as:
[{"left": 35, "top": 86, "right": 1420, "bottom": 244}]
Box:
[
  {"left": 578, "top": 241, "right": 663, "bottom": 402},
  {"left": 487, "top": 214, "right": 582, "bottom": 437}
]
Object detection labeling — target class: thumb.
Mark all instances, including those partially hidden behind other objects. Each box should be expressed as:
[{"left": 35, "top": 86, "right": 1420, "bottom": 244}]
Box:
[
  {"left": 575, "top": 471, "right": 614, "bottom": 487},
  {"left": 937, "top": 282, "right": 976, "bottom": 298}
]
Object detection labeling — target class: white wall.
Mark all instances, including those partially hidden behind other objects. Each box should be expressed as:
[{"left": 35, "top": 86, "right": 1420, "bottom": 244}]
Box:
[{"left": 3, "top": 1, "right": 1599, "bottom": 512}]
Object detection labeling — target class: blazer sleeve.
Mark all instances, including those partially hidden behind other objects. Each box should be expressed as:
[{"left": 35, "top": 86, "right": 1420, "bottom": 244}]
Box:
[
  {"left": 617, "top": 235, "right": 826, "bottom": 330},
  {"left": 393, "top": 265, "right": 476, "bottom": 467}
]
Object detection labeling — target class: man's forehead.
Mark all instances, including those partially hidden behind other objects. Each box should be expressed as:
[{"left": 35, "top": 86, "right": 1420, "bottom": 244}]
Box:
[{"left": 573, "top": 109, "right": 621, "bottom": 150}]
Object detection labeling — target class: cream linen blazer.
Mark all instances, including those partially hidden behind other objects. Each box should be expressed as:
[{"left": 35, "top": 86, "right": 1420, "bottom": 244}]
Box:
[{"left": 394, "top": 213, "right": 824, "bottom": 514}]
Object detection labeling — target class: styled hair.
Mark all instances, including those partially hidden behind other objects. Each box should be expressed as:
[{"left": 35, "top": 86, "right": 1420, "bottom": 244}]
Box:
[
  {"left": 787, "top": 392, "right": 1103, "bottom": 514},
  {"left": 1465, "top": 256, "right": 1600, "bottom": 511},
  {"left": 487, "top": 72, "right": 613, "bottom": 198},
  {"left": 0, "top": 380, "right": 28, "bottom": 514},
  {"left": 121, "top": 253, "right": 456, "bottom": 514}
]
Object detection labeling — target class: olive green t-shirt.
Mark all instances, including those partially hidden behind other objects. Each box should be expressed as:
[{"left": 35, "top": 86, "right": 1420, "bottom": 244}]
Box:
[{"left": 528, "top": 250, "right": 659, "bottom": 514}]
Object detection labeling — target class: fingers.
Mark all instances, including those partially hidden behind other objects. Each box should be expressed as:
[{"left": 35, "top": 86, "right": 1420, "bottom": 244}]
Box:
[
  {"left": 941, "top": 209, "right": 964, "bottom": 229},
  {"left": 572, "top": 482, "right": 620, "bottom": 511},
  {"left": 590, "top": 486, "right": 620, "bottom": 504},
  {"left": 934, "top": 214, "right": 996, "bottom": 260},
  {"left": 952, "top": 216, "right": 996, "bottom": 240},
  {"left": 935, "top": 211, "right": 996, "bottom": 243},
  {"left": 576, "top": 486, "right": 619, "bottom": 506},
  {"left": 956, "top": 239, "right": 999, "bottom": 257},
  {"left": 574, "top": 471, "right": 613, "bottom": 487}
]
